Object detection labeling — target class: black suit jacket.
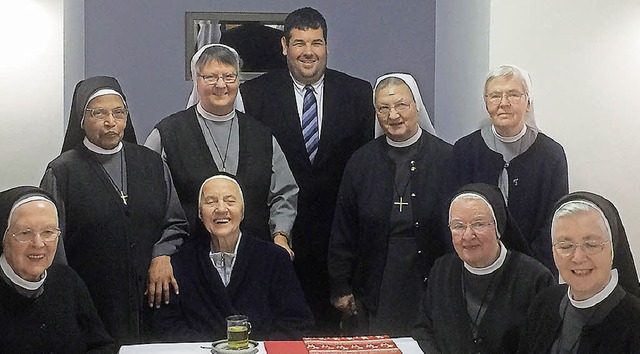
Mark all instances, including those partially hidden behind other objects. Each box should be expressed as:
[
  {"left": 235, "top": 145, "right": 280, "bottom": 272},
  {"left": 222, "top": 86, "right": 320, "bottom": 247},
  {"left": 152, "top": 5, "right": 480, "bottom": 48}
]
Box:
[{"left": 240, "top": 68, "right": 374, "bottom": 261}]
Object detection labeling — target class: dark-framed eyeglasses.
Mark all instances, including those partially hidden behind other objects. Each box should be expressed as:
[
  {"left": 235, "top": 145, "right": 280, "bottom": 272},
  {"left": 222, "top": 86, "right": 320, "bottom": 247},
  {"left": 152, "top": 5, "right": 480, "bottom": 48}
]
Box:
[
  {"left": 84, "top": 108, "right": 128, "bottom": 120},
  {"left": 11, "top": 228, "right": 61, "bottom": 243},
  {"left": 376, "top": 102, "right": 412, "bottom": 116},
  {"left": 449, "top": 220, "right": 494, "bottom": 236},
  {"left": 485, "top": 91, "right": 526, "bottom": 105},
  {"left": 198, "top": 73, "right": 238, "bottom": 85},
  {"left": 553, "top": 240, "right": 611, "bottom": 257}
]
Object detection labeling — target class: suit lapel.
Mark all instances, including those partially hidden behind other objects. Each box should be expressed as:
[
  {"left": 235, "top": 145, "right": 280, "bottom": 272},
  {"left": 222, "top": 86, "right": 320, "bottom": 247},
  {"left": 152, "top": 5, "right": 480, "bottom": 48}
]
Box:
[{"left": 315, "top": 71, "right": 342, "bottom": 166}]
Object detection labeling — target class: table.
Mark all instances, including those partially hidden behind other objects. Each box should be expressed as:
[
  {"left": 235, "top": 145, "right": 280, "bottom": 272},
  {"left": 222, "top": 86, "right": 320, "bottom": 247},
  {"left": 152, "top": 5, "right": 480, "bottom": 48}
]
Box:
[{"left": 119, "top": 337, "right": 424, "bottom": 353}]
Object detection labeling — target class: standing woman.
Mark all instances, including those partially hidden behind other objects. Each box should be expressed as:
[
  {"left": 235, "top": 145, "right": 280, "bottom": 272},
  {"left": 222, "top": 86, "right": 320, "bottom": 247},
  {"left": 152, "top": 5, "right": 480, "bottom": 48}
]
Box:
[
  {"left": 0, "top": 186, "right": 114, "bottom": 353},
  {"left": 450, "top": 65, "right": 568, "bottom": 274},
  {"left": 41, "top": 76, "right": 188, "bottom": 346},
  {"left": 519, "top": 192, "right": 640, "bottom": 353},
  {"left": 145, "top": 44, "right": 297, "bottom": 258},
  {"left": 329, "top": 73, "right": 451, "bottom": 336}
]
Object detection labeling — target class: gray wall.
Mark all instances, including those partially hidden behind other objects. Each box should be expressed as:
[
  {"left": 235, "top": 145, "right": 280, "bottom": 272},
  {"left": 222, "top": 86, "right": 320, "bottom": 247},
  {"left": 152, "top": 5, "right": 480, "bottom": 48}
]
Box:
[
  {"left": 85, "top": 0, "right": 436, "bottom": 140},
  {"left": 434, "top": 0, "right": 490, "bottom": 144}
]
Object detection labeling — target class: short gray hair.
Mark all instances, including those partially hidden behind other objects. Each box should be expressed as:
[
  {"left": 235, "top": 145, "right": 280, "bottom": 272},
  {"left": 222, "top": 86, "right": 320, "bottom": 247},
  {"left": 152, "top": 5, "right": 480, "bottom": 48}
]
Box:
[
  {"left": 195, "top": 45, "right": 242, "bottom": 74},
  {"left": 484, "top": 65, "right": 530, "bottom": 101}
]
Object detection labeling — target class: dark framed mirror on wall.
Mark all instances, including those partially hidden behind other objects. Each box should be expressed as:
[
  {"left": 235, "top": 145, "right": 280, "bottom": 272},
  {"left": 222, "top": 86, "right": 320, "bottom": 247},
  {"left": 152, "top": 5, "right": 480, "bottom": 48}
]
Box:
[{"left": 185, "top": 11, "right": 288, "bottom": 82}]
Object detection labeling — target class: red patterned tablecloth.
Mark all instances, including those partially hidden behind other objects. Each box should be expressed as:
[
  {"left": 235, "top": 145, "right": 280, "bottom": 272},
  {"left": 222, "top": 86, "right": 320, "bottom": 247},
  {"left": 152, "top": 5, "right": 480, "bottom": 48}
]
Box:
[{"left": 302, "top": 335, "right": 402, "bottom": 354}]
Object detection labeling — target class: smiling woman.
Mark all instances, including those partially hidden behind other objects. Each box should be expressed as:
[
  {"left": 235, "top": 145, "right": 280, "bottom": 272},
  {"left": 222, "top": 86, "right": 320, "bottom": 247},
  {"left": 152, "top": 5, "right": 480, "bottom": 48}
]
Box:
[
  {"left": 414, "top": 183, "right": 553, "bottom": 353},
  {"left": 519, "top": 191, "right": 640, "bottom": 353},
  {"left": 0, "top": 186, "right": 114, "bottom": 353}
]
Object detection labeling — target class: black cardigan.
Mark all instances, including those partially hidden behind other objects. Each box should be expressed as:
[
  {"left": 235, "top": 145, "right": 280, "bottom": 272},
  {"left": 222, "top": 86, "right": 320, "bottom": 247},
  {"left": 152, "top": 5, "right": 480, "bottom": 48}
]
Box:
[
  {"left": 451, "top": 130, "right": 568, "bottom": 273},
  {"left": 519, "top": 284, "right": 640, "bottom": 353},
  {"left": 328, "top": 131, "right": 453, "bottom": 312},
  {"left": 414, "top": 251, "right": 554, "bottom": 353},
  {"left": 151, "top": 232, "right": 314, "bottom": 342},
  {"left": 0, "top": 264, "right": 115, "bottom": 353}
]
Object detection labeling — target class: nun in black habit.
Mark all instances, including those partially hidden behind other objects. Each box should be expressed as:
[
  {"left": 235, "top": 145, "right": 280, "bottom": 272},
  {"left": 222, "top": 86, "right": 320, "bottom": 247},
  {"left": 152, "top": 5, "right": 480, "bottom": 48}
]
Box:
[
  {"left": 519, "top": 192, "right": 640, "bottom": 353},
  {"left": 328, "top": 73, "right": 452, "bottom": 336},
  {"left": 40, "top": 76, "right": 189, "bottom": 346},
  {"left": 0, "top": 186, "right": 114, "bottom": 353},
  {"left": 414, "top": 183, "right": 554, "bottom": 353}
]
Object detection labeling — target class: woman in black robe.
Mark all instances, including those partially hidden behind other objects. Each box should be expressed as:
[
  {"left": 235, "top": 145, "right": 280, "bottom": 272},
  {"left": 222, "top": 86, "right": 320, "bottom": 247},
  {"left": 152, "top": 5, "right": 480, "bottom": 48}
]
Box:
[
  {"left": 414, "top": 183, "right": 554, "bottom": 353},
  {"left": 0, "top": 186, "right": 114, "bottom": 353},
  {"left": 519, "top": 192, "right": 640, "bottom": 353}
]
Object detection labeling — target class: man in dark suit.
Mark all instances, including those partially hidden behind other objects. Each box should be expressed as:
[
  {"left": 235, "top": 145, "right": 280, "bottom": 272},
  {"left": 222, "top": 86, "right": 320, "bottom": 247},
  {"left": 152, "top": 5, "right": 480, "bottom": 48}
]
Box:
[{"left": 240, "top": 7, "right": 374, "bottom": 335}]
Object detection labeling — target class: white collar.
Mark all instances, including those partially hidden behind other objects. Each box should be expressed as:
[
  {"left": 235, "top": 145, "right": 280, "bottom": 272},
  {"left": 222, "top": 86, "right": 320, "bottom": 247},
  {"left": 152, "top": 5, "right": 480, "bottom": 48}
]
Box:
[
  {"left": 291, "top": 73, "right": 324, "bottom": 94},
  {"left": 197, "top": 103, "right": 236, "bottom": 122},
  {"left": 464, "top": 241, "right": 507, "bottom": 275},
  {"left": 386, "top": 128, "right": 422, "bottom": 148},
  {"left": 569, "top": 269, "right": 619, "bottom": 309},
  {"left": 492, "top": 124, "right": 527, "bottom": 143},
  {"left": 0, "top": 254, "right": 46, "bottom": 291},
  {"left": 83, "top": 137, "right": 122, "bottom": 155}
]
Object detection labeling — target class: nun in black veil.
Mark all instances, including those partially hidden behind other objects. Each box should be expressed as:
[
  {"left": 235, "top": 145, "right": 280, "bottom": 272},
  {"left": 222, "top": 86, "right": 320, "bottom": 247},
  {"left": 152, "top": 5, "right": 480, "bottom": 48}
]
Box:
[
  {"left": 0, "top": 186, "right": 114, "bottom": 353},
  {"left": 40, "top": 76, "right": 188, "bottom": 346},
  {"left": 519, "top": 191, "right": 640, "bottom": 353},
  {"left": 414, "top": 183, "right": 554, "bottom": 353}
]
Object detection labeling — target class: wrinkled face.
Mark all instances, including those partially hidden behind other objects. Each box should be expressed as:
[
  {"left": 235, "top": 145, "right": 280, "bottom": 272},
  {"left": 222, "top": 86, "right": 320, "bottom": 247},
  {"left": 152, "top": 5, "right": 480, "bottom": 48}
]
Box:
[
  {"left": 449, "top": 198, "right": 500, "bottom": 268},
  {"left": 282, "top": 28, "right": 327, "bottom": 85},
  {"left": 83, "top": 94, "right": 127, "bottom": 149},
  {"left": 552, "top": 210, "right": 613, "bottom": 301},
  {"left": 375, "top": 83, "right": 419, "bottom": 142},
  {"left": 199, "top": 179, "right": 243, "bottom": 239},
  {"left": 196, "top": 61, "right": 238, "bottom": 115},
  {"left": 2, "top": 201, "right": 58, "bottom": 281},
  {"left": 484, "top": 75, "right": 530, "bottom": 137}
]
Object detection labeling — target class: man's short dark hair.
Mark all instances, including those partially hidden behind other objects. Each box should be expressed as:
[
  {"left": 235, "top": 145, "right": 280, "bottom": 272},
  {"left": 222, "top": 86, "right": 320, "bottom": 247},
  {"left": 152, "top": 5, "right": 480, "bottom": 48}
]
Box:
[{"left": 283, "top": 7, "right": 327, "bottom": 44}]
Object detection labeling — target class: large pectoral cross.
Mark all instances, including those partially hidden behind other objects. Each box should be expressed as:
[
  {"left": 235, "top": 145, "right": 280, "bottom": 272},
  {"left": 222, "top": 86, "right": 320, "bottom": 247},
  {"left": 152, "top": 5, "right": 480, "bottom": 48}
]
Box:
[{"left": 394, "top": 196, "right": 409, "bottom": 213}]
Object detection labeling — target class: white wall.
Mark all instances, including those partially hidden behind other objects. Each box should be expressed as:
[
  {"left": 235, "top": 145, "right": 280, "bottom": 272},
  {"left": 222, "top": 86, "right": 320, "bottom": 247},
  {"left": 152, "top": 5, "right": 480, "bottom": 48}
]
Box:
[
  {"left": 490, "top": 0, "right": 640, "bottom": 273},
  {"left": 0, "top": 0, "right": 83, "bottom": 191},
  {"left": 0, "top": 1, "right": 54, "bottom": 189}
]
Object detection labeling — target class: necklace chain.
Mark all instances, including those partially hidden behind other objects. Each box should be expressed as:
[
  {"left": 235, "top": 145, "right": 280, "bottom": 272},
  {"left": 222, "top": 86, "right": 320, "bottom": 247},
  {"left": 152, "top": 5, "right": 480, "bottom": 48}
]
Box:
[
  {"left": 202, "top": 117, "right": 234, "bottom": 172},
  {"left": 462, "top": 267, "right": 501, "bottom": 338},
  {"left": 88, "top": 148, "right": 127, "bottom": 205}
]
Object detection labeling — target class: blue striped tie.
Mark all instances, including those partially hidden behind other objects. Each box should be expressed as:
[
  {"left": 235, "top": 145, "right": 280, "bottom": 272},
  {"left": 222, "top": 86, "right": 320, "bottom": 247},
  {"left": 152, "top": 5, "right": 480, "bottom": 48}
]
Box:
[{"left": 302, "top": 85, "right": 319, "bottom": 162}]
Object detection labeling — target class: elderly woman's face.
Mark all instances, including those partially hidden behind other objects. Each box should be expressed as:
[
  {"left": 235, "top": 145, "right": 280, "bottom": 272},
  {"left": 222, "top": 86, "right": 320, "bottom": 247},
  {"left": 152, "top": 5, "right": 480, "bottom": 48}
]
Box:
[
  {"left": 375, "top": 83, "right": 419, "bottom": 142},
  {"left": 2, "top": 201, "right": 58, "bottom": 281},
  {"left": 199, "top": 179, "right": 243, "bottom": 239},
  {"left": 449, "top": 198, "right": 500, "bottom": 268},
  {"left": 196, "top": 60, "right": 238, "bottom": 116},
  {"left": 83, "top": 94, "right": 127, "bottom": 149},
  {"left": 484, "top": 75, "right": 530, "bottom": 137},
  {"left": 552, "top": 210, "right": 613, "bottom": 301}
]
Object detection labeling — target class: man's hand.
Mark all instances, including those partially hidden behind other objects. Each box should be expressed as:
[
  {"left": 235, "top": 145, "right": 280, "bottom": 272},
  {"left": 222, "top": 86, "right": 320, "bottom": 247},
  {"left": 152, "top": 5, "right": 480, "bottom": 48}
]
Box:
[
  {"left": 333, "top": 294, "right": 357, "bottom": 315},
  {"left": 273, "top": 232, "right": 294, "bottom": 260},
  {"left": 146, "top": 255, "right": 178, "bottom": 308}
]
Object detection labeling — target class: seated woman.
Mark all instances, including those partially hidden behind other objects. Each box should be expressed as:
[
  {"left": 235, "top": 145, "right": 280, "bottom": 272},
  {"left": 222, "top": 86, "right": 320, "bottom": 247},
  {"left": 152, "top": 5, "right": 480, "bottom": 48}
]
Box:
[
  {"left": 152, "top": 174, "right": 313, "bottom": 342},
  {"left": 519, "top": 192, "right": 640, "bottom": 353},
  {"left": 0, "top": 186, "right": 114, "bottom": 353},
  {"left": 414, "top": 183, "right": 554, "bottom": 353}
]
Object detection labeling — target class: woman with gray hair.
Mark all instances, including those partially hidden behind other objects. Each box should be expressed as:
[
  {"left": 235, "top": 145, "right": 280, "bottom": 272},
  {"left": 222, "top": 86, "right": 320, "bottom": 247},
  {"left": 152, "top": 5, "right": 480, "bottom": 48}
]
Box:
[
  {"left": 145, "top": 44, "right": 298, "bottom": 258},
  {"left": 450, "top": 65, "right": 568, "bottom": 275},
  {"left": 519, "top": 191, "right": 640, "bottom": 353}
]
